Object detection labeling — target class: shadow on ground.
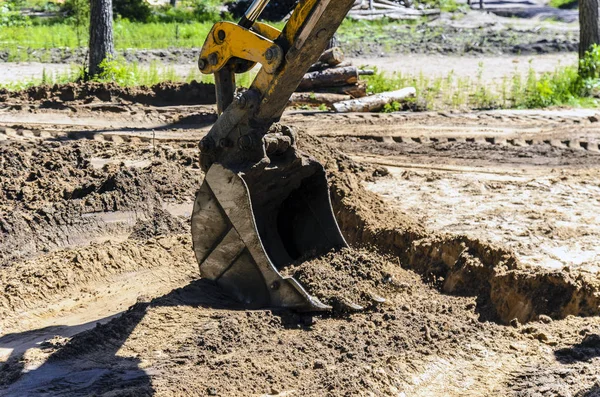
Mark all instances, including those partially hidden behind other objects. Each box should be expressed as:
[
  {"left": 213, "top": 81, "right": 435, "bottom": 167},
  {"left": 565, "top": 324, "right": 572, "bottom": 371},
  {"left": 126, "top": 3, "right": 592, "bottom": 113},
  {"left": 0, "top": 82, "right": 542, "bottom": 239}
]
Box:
[
  {"left": 0, "top": 279, "right": 242, "bottom": 396},
  {"left": 555, "top": 334, "right": 600, "bottom": 364}
]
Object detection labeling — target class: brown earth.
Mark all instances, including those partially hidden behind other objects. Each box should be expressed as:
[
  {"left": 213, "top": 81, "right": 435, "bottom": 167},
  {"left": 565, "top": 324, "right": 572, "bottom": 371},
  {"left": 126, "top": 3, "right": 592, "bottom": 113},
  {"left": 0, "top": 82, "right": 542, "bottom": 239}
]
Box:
[
  {"left": 0, "top": 101, "right": 599, "bottom": 396},
  {"left": 0, "top": 81, "right": 216, "bottom": 107}
]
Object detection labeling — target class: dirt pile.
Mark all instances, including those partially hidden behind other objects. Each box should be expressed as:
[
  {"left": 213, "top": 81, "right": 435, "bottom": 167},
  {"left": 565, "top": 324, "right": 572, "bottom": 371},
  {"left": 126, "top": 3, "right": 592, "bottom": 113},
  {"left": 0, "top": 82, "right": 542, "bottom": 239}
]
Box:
[
  {"left": 0, "top": 247, "right": 500, "bottom": 396},
  {"left": 299, "top": 133, "right": 600, "bottom": 324},
  {"left": 285, "top": 249, "right": 398, "bottom": 312},
  {"left": 5, "top": 245, "right": 599, "bottom": 396},
  {"left": 0, "top": 81, "right": 216, "bottom": 106},
  {"left": 0, "top": 139, "right": 200, "bottom": 265}
]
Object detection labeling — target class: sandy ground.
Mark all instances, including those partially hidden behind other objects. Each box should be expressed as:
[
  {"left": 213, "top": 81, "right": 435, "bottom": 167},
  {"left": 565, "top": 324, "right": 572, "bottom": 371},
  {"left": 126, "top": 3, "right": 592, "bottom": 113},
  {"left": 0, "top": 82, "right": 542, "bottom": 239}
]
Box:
[
  {"left": 351, "top": 53, "right": 579, "bottom": 82},
  {"left": 0, "top": 52, "right": 579, "bottom": 86},
  {"left": 0, "top": 88, "right": 599, "bottom": 396},
  {"left": 294, "top": 108, "right": 600, "bottom": 273}
]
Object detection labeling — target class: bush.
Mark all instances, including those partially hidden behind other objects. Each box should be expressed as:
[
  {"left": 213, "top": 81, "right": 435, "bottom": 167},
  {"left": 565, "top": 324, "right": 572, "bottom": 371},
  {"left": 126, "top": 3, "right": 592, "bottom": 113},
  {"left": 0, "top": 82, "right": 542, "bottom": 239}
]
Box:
[
  {"left": 579, "top": 44, "right": 600, "bottom": 97},
  {"left": 0, "top": 1, "right": 31, "bottom": 27},
  {"left": 114, "top": 0, "right": 152, "bottom": 22},
  {"left": 226, "top": 0, "right": 297, "bottom": 21}
]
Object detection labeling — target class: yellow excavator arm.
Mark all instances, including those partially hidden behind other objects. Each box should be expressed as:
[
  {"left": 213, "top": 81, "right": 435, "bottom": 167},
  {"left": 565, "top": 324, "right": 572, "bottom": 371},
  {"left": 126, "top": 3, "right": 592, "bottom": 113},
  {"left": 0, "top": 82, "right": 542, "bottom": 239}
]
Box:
[{"left": 190, "top": 0, "right": 362, "bottom": 312}]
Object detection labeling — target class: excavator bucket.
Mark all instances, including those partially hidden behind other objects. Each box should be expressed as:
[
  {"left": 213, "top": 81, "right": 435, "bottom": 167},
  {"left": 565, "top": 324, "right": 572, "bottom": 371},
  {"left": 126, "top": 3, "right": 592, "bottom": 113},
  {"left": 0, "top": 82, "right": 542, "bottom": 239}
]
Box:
[
  {"left": 191, "top": 158, "right": 347, "bottom": 311},
  {"left": 191, "top": 0, "right": 357, "bottom": 310}
]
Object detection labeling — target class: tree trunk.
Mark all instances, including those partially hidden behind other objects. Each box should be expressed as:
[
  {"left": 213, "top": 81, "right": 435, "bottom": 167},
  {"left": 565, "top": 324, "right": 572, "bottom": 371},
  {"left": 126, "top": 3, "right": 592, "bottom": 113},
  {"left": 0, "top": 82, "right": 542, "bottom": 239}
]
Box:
[
  {"left": 89, "top": 0, "right": 115, "bottom": 77},
  {"left": 579, "top": 0, "right": 600, "bottom": 59},
  {"left": 170, "top": 0, "right": 177, "bottom": 6}
]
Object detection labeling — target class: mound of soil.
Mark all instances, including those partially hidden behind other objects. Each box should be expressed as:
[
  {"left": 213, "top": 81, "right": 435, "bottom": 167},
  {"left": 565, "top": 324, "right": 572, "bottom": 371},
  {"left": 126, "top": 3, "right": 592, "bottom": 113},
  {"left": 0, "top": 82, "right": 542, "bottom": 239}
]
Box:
[
  {"left": 0, "top": 81, "right": 216, "bottom": 106},
  {"left": 298, "top": 133, "right": 600, "bottom": 324},
  {"left": 285, "top": 248, "right": 399, "bottom": 312},
  {"left": 0, "top": 140, "right": 200, "bottom": 265}
]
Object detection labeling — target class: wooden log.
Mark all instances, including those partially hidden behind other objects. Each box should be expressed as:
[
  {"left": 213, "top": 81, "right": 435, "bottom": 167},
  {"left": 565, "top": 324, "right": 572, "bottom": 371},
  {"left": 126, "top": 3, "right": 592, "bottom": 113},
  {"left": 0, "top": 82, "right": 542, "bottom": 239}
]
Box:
[
  {"left": 307, "top": 62, "right": 330, "bottom": 73},
  {"left": 289, "top": 92, "right": 351, "bottom": 107},
  {"left": 318, "top": 47, "right": 345, "bottom": 66},
  {"left": 297, "top": 66, "right": 359, "bottom": 91},
  {"left": 373, "top": 0, "right": 406, "bottom": 7},
  {"left": 308, "top": 48, "right": 346, "bottom": 72},
  {"left": 347, "top": 13, "right": 419, "bottom": 20},
  {"left": 332, "top": 87, "right": 416, "bottom": 112},
  {"left": 321, "top": 82, "right": 367, "bottom": 98},
  {"left": 372, "top": 3, "right": 406, "bottom": 10},
  {"left": 348, "top": 8, "right": 439, "bottom": 15}
]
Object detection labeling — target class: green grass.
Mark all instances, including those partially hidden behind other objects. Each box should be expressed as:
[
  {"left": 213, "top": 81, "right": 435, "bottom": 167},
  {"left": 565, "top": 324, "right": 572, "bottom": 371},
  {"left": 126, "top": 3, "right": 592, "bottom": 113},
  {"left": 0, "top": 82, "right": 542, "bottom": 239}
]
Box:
[
  {"left": 548, "top": 0, "right": 577, "bottom": 9},
  {"left": 0, "top": 60, "right": 259, "bottom": 90},
  {"left": 0, "top": 21, "right": 217, "bottom": 61},
  {"left": 3, "top": 58, "right": 597, "bottom": 112},
  {"left": 363, "top": 56, "right": 599, "bottom": 110}
]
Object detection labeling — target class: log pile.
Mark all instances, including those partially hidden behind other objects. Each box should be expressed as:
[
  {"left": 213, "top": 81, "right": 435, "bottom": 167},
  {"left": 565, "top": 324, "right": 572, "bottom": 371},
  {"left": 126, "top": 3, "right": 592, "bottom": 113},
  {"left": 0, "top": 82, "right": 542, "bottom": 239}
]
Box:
[
  {"left": 291, "top": 47, "right": 371, "bottom": 107},
  {"left": 348, "top": 0, "right": 440, "bottom": 20},
  {"left": 291, "top": 47, "right": 416, "bottom": 113}
]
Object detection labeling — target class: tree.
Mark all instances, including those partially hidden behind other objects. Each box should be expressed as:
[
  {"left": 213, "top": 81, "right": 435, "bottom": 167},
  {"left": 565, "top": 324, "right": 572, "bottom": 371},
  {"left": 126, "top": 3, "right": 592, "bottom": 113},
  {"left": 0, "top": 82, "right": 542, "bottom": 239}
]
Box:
[
  {"left": 579, "top": 0, "right": 600, "bottom": 59},
  {"left": 89, "top": 0, "right": 114, "bottom": 77}
]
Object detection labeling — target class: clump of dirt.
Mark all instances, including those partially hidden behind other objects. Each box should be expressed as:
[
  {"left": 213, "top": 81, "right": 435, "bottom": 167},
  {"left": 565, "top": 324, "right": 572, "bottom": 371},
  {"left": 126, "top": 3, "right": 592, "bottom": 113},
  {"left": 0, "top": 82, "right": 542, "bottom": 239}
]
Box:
[
  {"left": 284, "top": 248, "right": 401, "bottom": 312},
  {"left": 0, "top": 81, "right": 216, "bottom": 106},
  {"left": 129, "top": 208, "right": 188, "bottom": 240}
]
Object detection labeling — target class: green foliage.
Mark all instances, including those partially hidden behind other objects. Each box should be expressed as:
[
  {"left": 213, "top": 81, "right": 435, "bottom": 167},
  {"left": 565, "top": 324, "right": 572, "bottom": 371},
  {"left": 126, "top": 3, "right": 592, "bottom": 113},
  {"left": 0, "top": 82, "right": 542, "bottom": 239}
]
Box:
[
  {"left": 579, "top": 44, "right": 600, "bottom": 80},
  {"left": 382, "top": 101, "right": 402, "bottom": 113},
  {"left": 0, "top": 0, "right": 31, "bottom": 26},
  {"left": 61, "top": 0, "right": 89, "bottom": 46},
  {"left": 578, "top": 44, "right": 600, "bottom": 98},
  {"left": 548, "top": 0, "right": 577, "bottom": 9},
  {"left": 0, "top": 21, "right": 217, "bottom": 61},
  {"left": 113, "top": 0, "right": 152, "bottom": 22},
  {"left": 364, "top": 54, "right": 599, "bottom": 111},
  {"left": 149, "top": 0, "right": 221, "bottom": 23}
]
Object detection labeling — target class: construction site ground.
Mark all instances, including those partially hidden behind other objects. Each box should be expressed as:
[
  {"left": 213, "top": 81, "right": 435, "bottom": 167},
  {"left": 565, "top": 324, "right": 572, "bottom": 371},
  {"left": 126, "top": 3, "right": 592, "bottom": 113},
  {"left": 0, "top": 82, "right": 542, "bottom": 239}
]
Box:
[{"left": 1, "top": 93, "right": 600, "bottom": 396}]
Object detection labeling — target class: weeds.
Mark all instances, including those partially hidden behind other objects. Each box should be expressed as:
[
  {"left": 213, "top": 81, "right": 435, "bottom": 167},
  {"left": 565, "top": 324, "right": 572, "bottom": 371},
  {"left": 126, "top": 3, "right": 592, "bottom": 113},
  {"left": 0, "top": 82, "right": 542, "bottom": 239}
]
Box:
[
  {"left": 0, "top": 57, "right": 259, "bottom": 90},
  {"left": 363, "top": 47, "right": 600, "bottom": 110}
]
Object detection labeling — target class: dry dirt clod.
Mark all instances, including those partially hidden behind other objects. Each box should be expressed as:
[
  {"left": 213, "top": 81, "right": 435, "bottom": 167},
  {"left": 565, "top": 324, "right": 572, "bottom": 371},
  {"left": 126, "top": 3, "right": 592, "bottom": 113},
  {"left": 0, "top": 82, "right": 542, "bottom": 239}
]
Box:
[{"left": 538, "top": 314, "right": 553, "bottom": 324}]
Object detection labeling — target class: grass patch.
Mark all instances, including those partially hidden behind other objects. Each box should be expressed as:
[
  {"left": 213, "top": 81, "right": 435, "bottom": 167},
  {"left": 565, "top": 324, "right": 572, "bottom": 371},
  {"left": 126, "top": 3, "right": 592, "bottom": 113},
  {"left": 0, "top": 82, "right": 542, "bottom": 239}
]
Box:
[
  {"left": 0, "top": 59, "right": 259, "bottom": 90},
  {"left": 363, "top": 49, "right": 600, "bottom": 110},
  {"left": 0, "top": 18, "right": 405, "bottom": 61},
  {"left": 548, "top": 0, "right": 577, "bottom": 9},
  {"left": 0, "top": 21, "right": 217, "bottom": 61}
]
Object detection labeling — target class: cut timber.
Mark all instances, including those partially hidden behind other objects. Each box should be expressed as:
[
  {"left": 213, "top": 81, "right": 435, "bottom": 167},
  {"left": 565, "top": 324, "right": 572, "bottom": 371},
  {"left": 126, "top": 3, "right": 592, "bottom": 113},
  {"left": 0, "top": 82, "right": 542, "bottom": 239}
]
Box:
[
  {"left": 322, "top": 82, "right": 367, "bottom": 98},
  {"left": 289, "top": 92, "right": 352, "bottom": 107},
  {"left": 308, "top": 49, "right": 346, "bottom": 72},
  {"left": 349, "top": 13, "right": 419, "bottom": 20},
  {"left": 349, "top": 8, "right": 439, "bottom": 14},
  {"left": 374, "top": 0, "right": 408, "bottom": 7},
  {"left": 318, "top": 47, "right": 345, "bottom": 66},
  {"left": 297, "top": 66, "right": 359, "bottom": 91},
  {"left": 332, "top": 87, "right": 416, "bottom": 112},
  {"left": 371, "top": 3, "right": 406, "bottom": 10}
]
